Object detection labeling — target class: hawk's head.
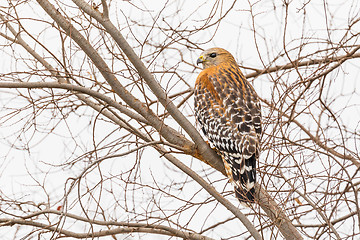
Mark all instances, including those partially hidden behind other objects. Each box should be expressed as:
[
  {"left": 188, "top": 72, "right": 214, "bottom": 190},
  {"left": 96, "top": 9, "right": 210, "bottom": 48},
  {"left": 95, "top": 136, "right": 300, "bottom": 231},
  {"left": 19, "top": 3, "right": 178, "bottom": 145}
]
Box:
[{"left": 197, "top": 47, "right": 237, "bottom": 69}]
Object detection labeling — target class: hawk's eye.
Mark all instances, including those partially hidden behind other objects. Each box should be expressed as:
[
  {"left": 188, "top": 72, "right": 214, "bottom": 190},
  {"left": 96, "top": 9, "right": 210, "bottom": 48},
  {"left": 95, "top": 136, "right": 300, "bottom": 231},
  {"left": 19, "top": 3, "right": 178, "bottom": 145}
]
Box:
[{"left": 209, "top": 53, "right": 217, "bottom": 58}]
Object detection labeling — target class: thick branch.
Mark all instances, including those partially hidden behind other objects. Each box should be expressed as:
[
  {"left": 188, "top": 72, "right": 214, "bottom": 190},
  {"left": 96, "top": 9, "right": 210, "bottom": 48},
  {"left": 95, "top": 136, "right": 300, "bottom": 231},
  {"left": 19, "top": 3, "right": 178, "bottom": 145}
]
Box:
[
  {"left": 70, "top": 0, "right": 224, "bottom": 172},
  {"left": 35, "top": 0, "right": 197, "bottom": 157}
]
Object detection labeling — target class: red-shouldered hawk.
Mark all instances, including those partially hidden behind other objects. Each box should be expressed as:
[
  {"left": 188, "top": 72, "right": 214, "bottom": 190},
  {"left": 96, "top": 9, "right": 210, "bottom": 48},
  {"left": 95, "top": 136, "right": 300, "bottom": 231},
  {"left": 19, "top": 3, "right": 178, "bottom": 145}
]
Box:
[{"left": 195, "top": 47, "right": 261, "bottom": 202}]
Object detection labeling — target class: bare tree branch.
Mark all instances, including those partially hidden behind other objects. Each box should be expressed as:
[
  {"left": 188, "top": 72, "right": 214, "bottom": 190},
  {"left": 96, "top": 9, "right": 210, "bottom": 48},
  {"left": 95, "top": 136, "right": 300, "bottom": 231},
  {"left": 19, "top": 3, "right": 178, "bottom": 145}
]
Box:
[
  {"left": 1, "top": 0, "right": 359, "bottom": 239},
  {"left": 0, "top": 216, "right": 214, "bottom": 240}
]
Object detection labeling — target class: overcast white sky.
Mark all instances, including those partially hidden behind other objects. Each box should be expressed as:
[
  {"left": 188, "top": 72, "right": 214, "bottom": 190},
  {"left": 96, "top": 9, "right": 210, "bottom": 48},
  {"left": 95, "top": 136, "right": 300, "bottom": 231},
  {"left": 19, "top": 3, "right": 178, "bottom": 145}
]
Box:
[{"left": 1, "top": 0, "right": 360, "bottom": 239}]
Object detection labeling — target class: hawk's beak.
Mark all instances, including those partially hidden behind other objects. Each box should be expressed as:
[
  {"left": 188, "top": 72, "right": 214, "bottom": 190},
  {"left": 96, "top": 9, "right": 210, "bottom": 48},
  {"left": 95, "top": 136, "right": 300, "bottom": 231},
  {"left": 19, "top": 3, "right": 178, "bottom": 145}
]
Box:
[{"left": 197, "top": 55, "right": 205, "bottom": 65}]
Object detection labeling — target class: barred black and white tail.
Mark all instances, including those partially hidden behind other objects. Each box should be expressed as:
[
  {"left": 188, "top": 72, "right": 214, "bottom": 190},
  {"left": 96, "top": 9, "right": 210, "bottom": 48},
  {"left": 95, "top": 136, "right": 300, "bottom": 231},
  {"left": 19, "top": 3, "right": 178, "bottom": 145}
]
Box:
[{"left": 223, "top": 153, "right": 256, "bottom": 202}]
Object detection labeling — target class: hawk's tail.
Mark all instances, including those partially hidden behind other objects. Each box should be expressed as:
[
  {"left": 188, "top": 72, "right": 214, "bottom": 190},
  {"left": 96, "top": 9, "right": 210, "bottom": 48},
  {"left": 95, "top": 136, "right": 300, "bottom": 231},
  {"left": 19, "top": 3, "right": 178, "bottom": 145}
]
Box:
[
  {"left": 236, "top": 154, "right": 256, "bottom": 202},
  {"left": 223, "top": 153, "right": 256, "bottom": 203}
]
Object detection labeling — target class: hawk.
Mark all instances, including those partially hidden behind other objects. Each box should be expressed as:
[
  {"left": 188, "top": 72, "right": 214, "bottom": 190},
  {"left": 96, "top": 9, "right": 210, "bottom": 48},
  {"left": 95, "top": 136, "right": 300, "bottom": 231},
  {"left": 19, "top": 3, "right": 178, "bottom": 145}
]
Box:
[{"left": 194, "top": 47, "right": 261, "bottom": 202}]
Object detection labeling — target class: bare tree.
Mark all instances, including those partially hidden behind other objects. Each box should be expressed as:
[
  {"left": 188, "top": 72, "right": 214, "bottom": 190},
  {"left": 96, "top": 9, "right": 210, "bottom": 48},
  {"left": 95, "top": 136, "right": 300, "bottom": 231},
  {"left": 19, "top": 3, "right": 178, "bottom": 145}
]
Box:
[{"left": 0, "top": 0, "right": 359, "bottom": 239}]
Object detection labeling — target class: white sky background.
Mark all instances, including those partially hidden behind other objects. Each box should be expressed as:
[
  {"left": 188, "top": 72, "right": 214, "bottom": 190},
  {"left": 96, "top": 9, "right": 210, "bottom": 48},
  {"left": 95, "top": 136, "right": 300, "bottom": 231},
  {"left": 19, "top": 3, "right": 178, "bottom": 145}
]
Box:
[{"left": 0, "top": 0, "right": 360, "bottom": 239}]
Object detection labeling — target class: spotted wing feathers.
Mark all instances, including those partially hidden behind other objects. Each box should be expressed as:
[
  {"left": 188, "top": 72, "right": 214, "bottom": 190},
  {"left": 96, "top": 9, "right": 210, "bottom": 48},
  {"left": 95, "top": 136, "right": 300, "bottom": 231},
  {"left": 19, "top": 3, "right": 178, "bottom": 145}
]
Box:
[{"left": 195, "top": 59, "right": 261, "bottom": 202}]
